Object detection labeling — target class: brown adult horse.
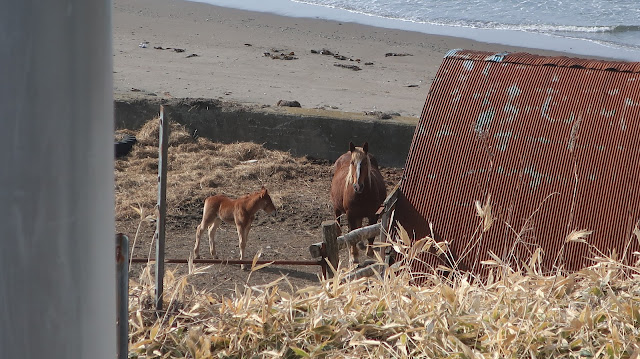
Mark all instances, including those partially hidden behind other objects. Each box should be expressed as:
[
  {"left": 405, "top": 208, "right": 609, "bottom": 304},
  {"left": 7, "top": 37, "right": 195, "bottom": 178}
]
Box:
[
  {"left": 194, "top": 186, "right": 276, "bottom": 269},
  {"left": 331, "top": 142, "right": 387, "bottom": 264}
]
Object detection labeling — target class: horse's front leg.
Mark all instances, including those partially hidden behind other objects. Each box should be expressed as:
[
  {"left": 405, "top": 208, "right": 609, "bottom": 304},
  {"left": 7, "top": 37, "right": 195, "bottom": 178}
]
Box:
[
  {"left": 236, "top": 221, "right": 251, "bottom": 270},
  {"left": 347, "top": 216, "right": 363, "bottom": 265}
]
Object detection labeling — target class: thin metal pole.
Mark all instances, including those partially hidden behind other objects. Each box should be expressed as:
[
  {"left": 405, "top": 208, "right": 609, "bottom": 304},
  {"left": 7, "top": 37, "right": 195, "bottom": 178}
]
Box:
[
  {"left": 116, "top": 234, "right": 130, "bottom": 359},
  {"left": 155, "top": 106, "right": 169, "bottom": 311}
]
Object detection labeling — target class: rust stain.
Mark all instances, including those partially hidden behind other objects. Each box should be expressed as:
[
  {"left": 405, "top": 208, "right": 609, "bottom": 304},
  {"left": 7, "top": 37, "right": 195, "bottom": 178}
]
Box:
[{"left": 395, "top": 50, "right": 640, "bottom": 280}]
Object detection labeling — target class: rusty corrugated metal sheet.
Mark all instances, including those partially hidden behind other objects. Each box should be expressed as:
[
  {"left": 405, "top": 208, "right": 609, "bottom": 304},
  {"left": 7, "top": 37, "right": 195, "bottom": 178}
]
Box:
[{"left": 396, "top": 50, "right": 640, "bottom": 279}]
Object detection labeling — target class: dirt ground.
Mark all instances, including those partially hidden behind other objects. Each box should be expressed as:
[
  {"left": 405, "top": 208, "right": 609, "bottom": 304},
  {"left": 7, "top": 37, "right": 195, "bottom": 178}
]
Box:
[{"left": 115, "top": 118, "right": 403, "bottom": 298}]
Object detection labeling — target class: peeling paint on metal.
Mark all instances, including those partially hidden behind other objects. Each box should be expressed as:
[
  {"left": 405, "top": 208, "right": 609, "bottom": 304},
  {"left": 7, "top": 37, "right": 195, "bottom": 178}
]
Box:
[
  {"left": 494, "top": 132, "right": 512, "bottom": 151},
  {"left": 507, "top": 85, "right": 521, "bottom": 99},
  {"left": 463, "top": 60, "right": 474, "bottom": 71},
  {"left": 541, "top": 95, "right": 555, "bottom": 122},
  {"left": 396, "top": 49, "right": 640, "bottom": 281},
  {"left": 482, "top": 64, "right": 491, "bottom": 76},
  {"left": 503, "top": 103, "right": 518, "bottom": 116},
  {"left": 475, "top": 109, "right": 495, "bottom": 134},
  {"left": 485, "top": 51, "right": 509, "bottom": 62},
  {"left": 523, "top": 166, "right": 543, "bottom": 189},
  {"left": 436, "top": 128, "right": 453, "bottom": 137},
  {"left": 445, "top": 48, "right": 462, "bottom": 58},
  {"left": 526, "top": 136, "right": 552, "bottom": 145},
  {"left": 564, "top": 113, "right": 575, "bottom": 124}
]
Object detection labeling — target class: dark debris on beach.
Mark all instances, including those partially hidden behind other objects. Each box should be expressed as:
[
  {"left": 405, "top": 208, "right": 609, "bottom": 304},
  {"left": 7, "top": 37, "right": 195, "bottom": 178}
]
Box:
[{"left": 334, "top": 63, "right": 361, "bottom": 71}]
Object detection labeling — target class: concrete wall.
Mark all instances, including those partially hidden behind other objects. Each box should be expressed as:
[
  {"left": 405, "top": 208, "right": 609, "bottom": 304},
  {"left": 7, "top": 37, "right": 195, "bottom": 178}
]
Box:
[{"left": 114, "top": 96, "right": 418, "bottom": 168}]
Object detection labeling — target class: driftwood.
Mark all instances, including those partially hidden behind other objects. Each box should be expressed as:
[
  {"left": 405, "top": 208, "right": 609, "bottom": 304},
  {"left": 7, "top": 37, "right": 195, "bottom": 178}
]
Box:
[
  {"left": 309, "top": 223, "right": 380, "bottom": 258},
  {"left": 340, "top": 259, "right": 404, "bottom": 283},
  {"left": 341, "top": 262, "right": 386, "bottom": 282}
]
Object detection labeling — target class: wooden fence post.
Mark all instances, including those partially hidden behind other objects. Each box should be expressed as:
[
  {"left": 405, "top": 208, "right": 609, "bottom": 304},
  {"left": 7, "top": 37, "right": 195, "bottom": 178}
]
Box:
[
  {"left": 322, "top": 220, "right": 340, "bottom": 278},
  {"left": 155, "top": 106, "right": 169, "bottom": 311}
]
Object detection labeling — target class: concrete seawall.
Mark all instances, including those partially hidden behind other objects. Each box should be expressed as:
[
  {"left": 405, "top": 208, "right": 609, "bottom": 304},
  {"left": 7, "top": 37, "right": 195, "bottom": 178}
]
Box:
[{"left": 114, "top": 95, "right": 419, "bottom": 168}]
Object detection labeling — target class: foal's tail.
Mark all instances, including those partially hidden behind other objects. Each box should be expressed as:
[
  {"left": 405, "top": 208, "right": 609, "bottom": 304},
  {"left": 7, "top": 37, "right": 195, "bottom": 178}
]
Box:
[
  {"left": 196, "top": 197, "right": 212, "bottom": 235},
  {"left": 194, "top": 196, "right": 214, "bottom": 258}
]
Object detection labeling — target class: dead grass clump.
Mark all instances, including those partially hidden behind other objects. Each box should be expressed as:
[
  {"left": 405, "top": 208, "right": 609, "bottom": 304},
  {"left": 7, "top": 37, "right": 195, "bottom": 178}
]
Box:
[
  {"left": 114, "top": 117, "right": 314, "bottom": 222},
  {"left": 114, "top": 160, "right": 129, "bottom": 172},
  {"left": 127, "top": 224, "right": 640, "bottom": 357},
  {"left": 138, "top": 158, "right": 158, "bottom": 173},
  {"left": 136, "top": 117, "right": 194, "bottom": 147},
  {"left": 177, "top": 137, "right": 221, "bottom": 153},
  {"left": 130, "top": 146, "right": 159, "bottom": 160},
  {"left": 198, "top": 175, "right": 223, "bottom": 189},
  {"left": 115, "top": 129, "right": 137, "bottom": 141},
  {"left": 218, "top": 142, "right": 268, "bottom": 162}
]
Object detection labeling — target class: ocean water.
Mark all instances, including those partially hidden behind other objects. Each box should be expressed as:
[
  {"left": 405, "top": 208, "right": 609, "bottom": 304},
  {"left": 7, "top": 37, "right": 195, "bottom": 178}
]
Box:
[{"left": 191, "top": 0, "right": 640, "bottom": 61}]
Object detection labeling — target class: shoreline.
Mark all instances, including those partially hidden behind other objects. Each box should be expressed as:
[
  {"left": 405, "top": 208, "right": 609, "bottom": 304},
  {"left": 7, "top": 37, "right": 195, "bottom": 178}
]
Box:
[
  {"left": 114, "top": 0, "right": 611, "bottom": 117},
  {"left": 189, "top": 0, "right": 640, "bottom": 62}
]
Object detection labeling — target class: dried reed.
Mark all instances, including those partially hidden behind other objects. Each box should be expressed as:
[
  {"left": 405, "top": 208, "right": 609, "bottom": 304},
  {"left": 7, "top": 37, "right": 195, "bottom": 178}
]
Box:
[{"left": 127, "top": 222, "right": 640, "bottom": 358}]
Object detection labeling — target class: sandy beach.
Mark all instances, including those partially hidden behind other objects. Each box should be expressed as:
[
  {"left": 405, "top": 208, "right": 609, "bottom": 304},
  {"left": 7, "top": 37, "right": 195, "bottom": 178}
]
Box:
[{"left": 113, "top": 0, "right": 582, "bottom": 117}]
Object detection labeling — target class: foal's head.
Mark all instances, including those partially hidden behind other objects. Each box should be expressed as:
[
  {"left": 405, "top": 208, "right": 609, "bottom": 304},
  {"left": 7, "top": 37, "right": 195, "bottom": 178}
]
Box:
[
  {"left": 345, "top": 142, "right": 372, "bottom": 194},
  {"left": 259, "top": 186, "right": 277, "bottom": 214}
]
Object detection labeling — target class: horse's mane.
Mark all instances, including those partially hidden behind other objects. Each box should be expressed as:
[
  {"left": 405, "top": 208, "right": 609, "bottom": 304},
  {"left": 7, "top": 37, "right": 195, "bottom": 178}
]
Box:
[
  {"left": 344, "top": 147, "right": 374, "bottom": 189},
  {"left": 235, "top": 187, "right": 267, "bottom": 201}
]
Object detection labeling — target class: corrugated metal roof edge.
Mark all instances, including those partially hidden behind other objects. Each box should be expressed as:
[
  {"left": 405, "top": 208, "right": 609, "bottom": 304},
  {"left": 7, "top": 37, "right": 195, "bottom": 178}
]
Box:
[{"left": 444, "top": 48, "right": 640, "bottom": 73}]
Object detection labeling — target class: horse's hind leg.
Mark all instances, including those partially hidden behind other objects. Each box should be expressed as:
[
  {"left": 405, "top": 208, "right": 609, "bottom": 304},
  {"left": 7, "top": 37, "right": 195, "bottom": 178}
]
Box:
[
  {"left": 207, "top": 217, "right": 222, "bottom": 259},
  {"left": 194, "top": 223, "right": 205, "bottom": 259}
]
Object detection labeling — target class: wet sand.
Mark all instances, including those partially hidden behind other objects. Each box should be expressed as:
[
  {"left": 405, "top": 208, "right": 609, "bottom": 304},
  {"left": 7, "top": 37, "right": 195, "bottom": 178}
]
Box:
[{"left": 113, "top": 0, "right": 584, "bottom": 117}]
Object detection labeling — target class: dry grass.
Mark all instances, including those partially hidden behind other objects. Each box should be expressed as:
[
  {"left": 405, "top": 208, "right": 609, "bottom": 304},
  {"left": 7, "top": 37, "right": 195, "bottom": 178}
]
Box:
[
  {"left": 121, "top": 116, "right": 640, "bottom": 357},
  {"left": 127, "top": 223, "right": 640, "bottom": 358},
  {"left": 115, "top": 118, "right": 314, "bottom": 221}
]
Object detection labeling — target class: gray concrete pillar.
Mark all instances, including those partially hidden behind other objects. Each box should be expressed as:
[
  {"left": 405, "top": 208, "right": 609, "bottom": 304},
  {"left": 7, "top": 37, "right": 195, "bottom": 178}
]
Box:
[{"left": 0, "top": 1, "right": 115, "bottom": 358}]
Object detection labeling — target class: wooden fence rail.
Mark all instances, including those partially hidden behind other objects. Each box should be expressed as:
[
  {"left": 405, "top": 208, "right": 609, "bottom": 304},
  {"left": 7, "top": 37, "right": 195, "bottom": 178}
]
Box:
[{"left": 309, "top": 223, "right": 381, "bottom": 258}]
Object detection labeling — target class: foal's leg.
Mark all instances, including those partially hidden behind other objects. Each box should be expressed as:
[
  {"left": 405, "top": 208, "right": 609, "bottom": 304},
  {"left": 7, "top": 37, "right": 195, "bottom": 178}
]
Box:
[
  {"left": 348, "top": 216, "right": 363, "bottom": 265},
  {"left": 236, "top": 222, "right": 251, "bottom": 270},
  {"left": 194, "top": 224, "right": 204, "bottom": 259},
  {"left": 207, "top": 217, "right": 222, "bottom": 259}
]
